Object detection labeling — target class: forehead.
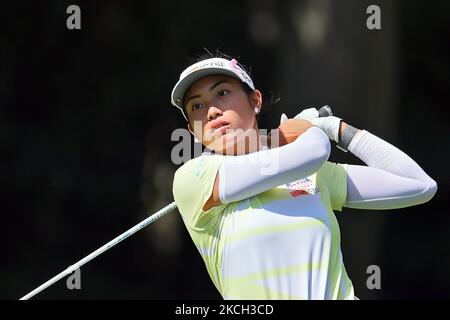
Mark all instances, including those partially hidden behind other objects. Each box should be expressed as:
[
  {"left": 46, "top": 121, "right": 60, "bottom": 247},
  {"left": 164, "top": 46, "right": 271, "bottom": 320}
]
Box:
[{"left": 185, "top": 74, "right": 240, "bottom": 98}]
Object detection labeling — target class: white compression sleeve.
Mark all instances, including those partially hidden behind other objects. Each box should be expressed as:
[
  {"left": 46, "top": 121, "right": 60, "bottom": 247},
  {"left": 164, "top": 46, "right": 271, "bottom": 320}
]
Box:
[
  {"left": 218, "top": 127, "right": 331, "bottom": 204},
  {"left": 344, "top": 130, "right": 437, "bottom": 209}
]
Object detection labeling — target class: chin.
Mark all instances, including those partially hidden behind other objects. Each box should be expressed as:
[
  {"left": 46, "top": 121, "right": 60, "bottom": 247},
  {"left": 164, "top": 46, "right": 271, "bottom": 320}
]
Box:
[{"left": 210, "top": 133, "right": 252, "bottom": 156}]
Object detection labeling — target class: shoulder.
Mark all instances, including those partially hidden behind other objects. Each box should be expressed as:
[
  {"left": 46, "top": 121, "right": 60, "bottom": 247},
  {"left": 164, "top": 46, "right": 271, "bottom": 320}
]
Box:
[
  {"left": 172, "top": 155, "right": 225, "bottom": 230},
  {"left": 172, "top": 154, "right": 224, "bottom": 209},
  {"left": 316, "top": 161, "right": 348, "bottom": 212},
  {"left": 174, "top": 155, "right": 223, "bottom": 182}
]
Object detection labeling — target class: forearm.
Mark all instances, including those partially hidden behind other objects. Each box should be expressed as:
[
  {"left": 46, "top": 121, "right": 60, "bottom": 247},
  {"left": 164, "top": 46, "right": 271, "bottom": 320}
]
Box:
[
  {"left": 218, "top": 127, "right": 331, "bottom": 204},
  {"left": 346, "top": 126, "right": 435, "bottom": 184},
  {"left": 342, "top": 123, "right": 437, "bottom": 208}
]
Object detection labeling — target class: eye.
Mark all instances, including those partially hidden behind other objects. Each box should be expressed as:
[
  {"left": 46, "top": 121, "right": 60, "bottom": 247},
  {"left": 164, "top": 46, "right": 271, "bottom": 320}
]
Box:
[
  {"left": 191, "top": 103, "right": 203, "bottom": 111},
  {"left": 218, "top": 89, "right": 230, "bottom": 98}
]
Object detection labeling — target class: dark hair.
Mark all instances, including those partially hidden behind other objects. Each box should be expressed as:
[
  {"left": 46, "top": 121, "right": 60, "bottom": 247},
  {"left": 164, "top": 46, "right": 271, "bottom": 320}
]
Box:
[{"left": 183, "top": 48, "right": 280, "bottom": 120}]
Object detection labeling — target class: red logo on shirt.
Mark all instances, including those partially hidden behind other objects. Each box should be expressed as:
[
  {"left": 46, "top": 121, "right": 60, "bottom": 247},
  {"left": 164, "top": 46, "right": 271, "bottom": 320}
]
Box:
[{"left": 286, "top": 178, "right": 319, "bottom": 197}]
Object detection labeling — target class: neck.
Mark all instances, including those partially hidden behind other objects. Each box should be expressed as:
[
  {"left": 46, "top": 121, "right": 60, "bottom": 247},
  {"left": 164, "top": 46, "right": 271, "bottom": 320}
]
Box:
[{"left": 204, "top": 131, "right": 269, "bottom": 156}]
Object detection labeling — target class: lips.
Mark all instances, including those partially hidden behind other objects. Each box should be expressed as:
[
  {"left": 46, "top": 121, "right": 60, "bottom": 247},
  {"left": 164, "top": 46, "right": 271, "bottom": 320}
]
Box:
[
  {"left": 214, "top": 124, "right": 231, "bottom": 134},
  {"left": 210, "top": 119, "right": 231, "bottom": 133}
]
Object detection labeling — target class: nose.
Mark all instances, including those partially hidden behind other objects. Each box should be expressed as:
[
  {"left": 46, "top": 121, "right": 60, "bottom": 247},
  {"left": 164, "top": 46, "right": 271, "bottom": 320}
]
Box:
[{"left": 207, "top": 105, "right": 223, "bottom": 121}]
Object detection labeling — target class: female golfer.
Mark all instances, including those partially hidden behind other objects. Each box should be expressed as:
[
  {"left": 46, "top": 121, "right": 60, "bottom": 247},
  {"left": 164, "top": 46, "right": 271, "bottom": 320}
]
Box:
[{"left": 170, "top": 54, "right": 437, "bottom": 300}]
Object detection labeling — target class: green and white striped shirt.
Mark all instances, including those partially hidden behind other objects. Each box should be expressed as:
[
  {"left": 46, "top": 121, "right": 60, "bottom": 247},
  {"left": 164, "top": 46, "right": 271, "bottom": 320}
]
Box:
[{"left": 173, "top": 155, "right": 354, "bottom": 300}]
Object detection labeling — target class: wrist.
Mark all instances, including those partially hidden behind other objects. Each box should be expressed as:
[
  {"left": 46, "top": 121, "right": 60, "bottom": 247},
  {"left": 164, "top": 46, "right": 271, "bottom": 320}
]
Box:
[
  {"left": 339, "top": 121, "right": 362, "bottom": 141},
  {"left": 339, "top": 121, "right": 348, "bottom": 139},
  {"left": 337, "top": 122, "right": 360, "bottom": 152}
]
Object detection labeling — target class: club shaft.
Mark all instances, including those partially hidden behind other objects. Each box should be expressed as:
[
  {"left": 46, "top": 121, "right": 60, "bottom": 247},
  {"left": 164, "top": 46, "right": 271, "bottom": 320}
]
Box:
[{"left": 20, "top": 201, "right": 178, "bottom": 300}]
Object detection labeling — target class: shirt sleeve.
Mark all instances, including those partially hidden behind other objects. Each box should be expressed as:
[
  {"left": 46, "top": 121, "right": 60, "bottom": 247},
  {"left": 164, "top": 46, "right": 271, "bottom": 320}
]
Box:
[
  {"left": 317, "top": 161, "right": 348, "bottom": 212},
  {"left": 344, "top": 164, "right": 435, "bottom": 210},
  {"left": 345, "top": 130, "right": 437, "bottom": 209},
  {"left": 218, "top": 126, "right": 331, "bottom": 204},
  {"left": 172, "top": 155, "right": 226, "bottom": 231}
]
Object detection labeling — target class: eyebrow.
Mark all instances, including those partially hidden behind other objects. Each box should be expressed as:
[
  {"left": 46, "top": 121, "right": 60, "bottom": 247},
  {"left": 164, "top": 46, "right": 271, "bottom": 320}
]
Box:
[{"left": 185, "top": 80, "right": 229, "bottom": 106}]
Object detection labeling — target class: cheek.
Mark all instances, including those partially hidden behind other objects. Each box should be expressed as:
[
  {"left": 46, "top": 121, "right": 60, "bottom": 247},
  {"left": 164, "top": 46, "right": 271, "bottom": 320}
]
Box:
[
  {"left": 235, "top": 105, "right": 255, "bottom": 127},
  {"left": 189, "top": 118, "right": 206, "bottom": 137},
  {"left": 228, "top": 97, "right": 253, "bottom": 121}
]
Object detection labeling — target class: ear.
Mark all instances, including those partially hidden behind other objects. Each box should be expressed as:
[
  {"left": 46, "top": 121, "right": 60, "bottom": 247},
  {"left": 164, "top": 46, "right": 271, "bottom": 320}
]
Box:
[
  {"left": 249, "top": 89, "right": 263, "bottom": 113},
  {"left": 188, "top": 122, "right": 202, "bottom": 144},
  {"left": 187, "top": 122, "right": 195, "bottom": 136}
]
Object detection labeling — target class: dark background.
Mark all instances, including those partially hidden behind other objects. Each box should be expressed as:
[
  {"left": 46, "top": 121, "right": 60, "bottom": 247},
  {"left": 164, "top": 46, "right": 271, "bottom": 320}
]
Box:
[{"left": 1, "top": 0, "right": 449, "bottom": 299}]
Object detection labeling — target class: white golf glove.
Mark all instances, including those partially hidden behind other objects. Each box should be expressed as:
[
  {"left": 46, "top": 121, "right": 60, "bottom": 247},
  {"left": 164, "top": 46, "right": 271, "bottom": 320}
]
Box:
[
  {"left": 279, "top": 107, "right": 318, "bottom": 124},
  {"left": 279, "top": 107, "right": 342, "bottom": 143}
]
